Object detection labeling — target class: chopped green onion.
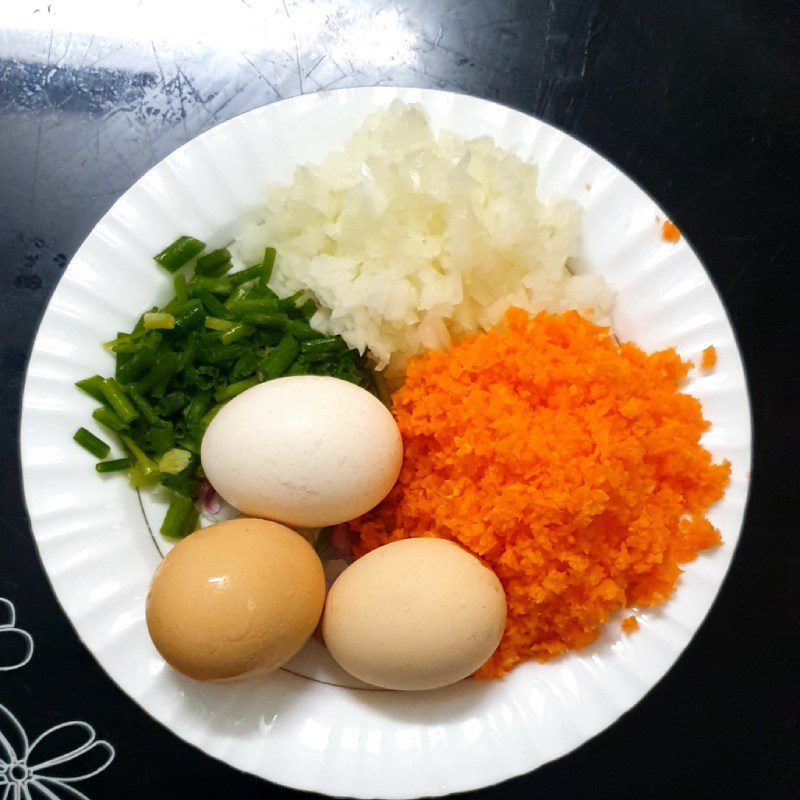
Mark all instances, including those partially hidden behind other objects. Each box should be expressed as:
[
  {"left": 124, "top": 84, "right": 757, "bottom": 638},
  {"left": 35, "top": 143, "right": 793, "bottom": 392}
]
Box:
[
  {"left": 195, "top": 248, "right": 233, "bottom": 277},
  {"left": 116, "top": 347, "right": 156, "bottom": 384},
  {"left": 149, "top": 425, "right": 174, "bottom": 454},
  {"left": 229, "top": 264, "right": 263, "bottom": 286},
  {"left": 122, "top": 435, "right": 159, "bottom": 487},
  {"left": 158, "top": 391, "right": 191, "bottom": 417},
  {"left": 154, "top": 236, "right": 205, "bottom": 273},
  {"left": 183, "top": 393, "right": 212, "bottom": 428},
  {"left": 200, "top": 402, "right": 224, "bottom": 429},
  {"left": 127, "top": 385, "right": 167, "bottom": 427},
  {"left": 160, "top": 494, "right": 197, "bottom": 539},
  {"left": 196, "top": 288, "right": 229, "bottom": 319},
  {"left": 300, "top": 336, "right": 347, "bottom": 356},
  {"left": 76, "top": 375, "right": 110, "bottom": 405},
  {"left": 214, "top": 377, "right": 259, "bottom": 403},
  {"left": 227, "top": 299, "right": 280, "bottom": 318},
  {"left": 92, "top": 406, "right": 128, "bottom": 432},
  {"left": 143, "top": 312, "right": 175, "bottom": 330},
  {"left": 261, "top": 247, "right": 277, "bottom": 286},
  {"left": 299, "top": 299, "right": 317, "bottom": 320},
  {"left": 259, "top": 334, "right": 300, "bottom": 380},
  {"left": 95, "top": 458, "right": 131, "bottom": 473},
  {"left": 158, "top": 448, "right": 193, "bottom": 474},
  {"left": 172, "top": 299, "right": 205, "bottom": 332},
  {"left": 371, "top": 368, "right": 392, "bottom": 408},
  {"left": 100, "top": 378, "right": 139, "bottom": 424},
  {"left": 159, "top": 473, "right": 199, "bottom": 497},
  {"left": 173, "top": 273, "right": 188, "bottom": 301},
  {"left": 204, "top": 316, "right": 234, "bottom": 331},
  {"left": 194, "top": 277, "right": 232, "bottom": 296},
  {"left": 220, "top": 323, "right": 254, "bottom": 346},
  {"left": 286, "top": 320, "right": 323, "bottom": 340},
  {"left": 74, "top": 427, "right": 110, "bottom": 458}
]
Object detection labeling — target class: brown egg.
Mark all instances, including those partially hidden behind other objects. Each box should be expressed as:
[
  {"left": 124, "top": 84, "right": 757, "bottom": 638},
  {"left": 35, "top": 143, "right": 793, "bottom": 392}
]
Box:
[
  {"left": 146, "top": 518, "right": 325, "bottom": 681},
  {"left": 322, "top": 538, "right": 506, "bottom": 690}
]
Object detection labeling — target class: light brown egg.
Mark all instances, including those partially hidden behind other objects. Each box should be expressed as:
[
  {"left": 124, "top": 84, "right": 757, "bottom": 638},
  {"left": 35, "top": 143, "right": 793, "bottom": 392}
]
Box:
[
  {"left": 322, "top": 538, "right": 506, "bottom": 691},
  {"left": 146, "top": 518, "right": 325, "bottom": 681}
]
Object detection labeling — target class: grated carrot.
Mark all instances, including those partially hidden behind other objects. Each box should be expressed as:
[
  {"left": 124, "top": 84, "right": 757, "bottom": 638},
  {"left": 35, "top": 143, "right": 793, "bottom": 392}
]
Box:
[
  {"left": 344, "top": 310, "right": 730, "bottom": 677},
  {"left": 621, "top": 615, "right": 639, "bottom": 635},
  {"left": 661, "top": 219, "right": 681, "bottom": 242},
  {"left": 701, "top": 345, "right": 717, "bottom": 370}
]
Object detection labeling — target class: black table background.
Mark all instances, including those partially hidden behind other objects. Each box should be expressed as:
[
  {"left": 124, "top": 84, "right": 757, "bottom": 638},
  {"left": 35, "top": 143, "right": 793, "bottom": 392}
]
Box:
[{"left": 1, "top": 1, "right": 797, "bottom": 798}]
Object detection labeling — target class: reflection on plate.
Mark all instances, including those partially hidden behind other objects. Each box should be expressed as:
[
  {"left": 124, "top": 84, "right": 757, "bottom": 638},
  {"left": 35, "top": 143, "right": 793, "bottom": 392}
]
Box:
[{"left": 20, "top": 87, "right": 751, "bottom": 798}]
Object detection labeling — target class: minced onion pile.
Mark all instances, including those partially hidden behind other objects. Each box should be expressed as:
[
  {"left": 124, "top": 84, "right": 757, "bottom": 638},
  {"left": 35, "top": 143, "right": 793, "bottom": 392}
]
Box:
[{"left": 236, "top": 100, "right": 613, "bottom": 378}]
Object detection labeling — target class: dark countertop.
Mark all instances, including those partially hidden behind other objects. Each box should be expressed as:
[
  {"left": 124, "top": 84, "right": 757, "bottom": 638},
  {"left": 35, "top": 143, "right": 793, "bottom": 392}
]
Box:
[{"left": 1, "top": 2, "right": 797, "bottom": 798}]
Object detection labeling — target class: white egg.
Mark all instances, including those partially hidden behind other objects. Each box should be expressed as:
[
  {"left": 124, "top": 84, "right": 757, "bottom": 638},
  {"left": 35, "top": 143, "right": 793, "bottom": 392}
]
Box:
[{"left": 201, "top": 376, "right": 402, "bottom": 527}]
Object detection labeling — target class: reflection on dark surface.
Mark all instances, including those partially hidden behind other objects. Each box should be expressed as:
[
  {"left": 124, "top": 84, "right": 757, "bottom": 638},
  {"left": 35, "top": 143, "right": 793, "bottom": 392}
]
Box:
[{"left": 0, "top": 2, "right": 796, "bottom": 799}]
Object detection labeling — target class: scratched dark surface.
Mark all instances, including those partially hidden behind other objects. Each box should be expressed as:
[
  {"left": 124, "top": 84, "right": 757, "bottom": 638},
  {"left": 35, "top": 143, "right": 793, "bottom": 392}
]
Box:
[{"left": 1, "top": 1, "right": 797, "bottom": 798}]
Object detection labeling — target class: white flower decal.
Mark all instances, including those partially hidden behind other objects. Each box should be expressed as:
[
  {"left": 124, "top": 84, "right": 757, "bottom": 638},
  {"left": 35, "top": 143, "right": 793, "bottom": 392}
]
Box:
[
  {"left": 0, "top": 703, "right": 114, "bottom": 800},
  {"left": 0, "top": 600, "right": 33, "bottom": 672}
]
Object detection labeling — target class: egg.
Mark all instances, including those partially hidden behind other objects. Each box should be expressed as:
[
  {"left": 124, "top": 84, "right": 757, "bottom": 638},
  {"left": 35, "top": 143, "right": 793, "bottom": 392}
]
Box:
[
  {"left": 146, "top": 518, "right": 325, "bottom": 681},
  {"left": 201, "top": 376, "right": 403, "bottom": 528},
  {"left": 322, "top": 538, "right": 507, "bottom": 691}
]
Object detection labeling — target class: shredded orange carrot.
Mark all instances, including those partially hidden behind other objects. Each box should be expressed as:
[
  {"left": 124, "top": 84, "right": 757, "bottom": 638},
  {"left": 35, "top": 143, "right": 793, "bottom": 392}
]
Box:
[
  {"left": 661, "top": 219, "right": 681, "bottom": 242},
  {"left": 701, "top": 345, "right": 717, "bottom": 370},
  {"left": 621, "top": 615, "right": 639, "bottom": 635},
  {"left": 344, "top": 310, "right": 730, "bottom": 677}
]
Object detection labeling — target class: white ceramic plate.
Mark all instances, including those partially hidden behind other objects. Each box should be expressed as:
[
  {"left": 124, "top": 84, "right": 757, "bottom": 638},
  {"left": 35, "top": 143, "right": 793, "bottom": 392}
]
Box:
[{"left": 19, "top": 87, "right": 751, "bottom": 798}]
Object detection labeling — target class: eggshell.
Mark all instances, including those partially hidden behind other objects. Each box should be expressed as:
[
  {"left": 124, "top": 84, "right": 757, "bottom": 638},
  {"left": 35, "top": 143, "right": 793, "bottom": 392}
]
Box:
[
  {"left": 322, "top": 538, "right": 507, "bottom": 691},
  {"left": 200, "top": 376, "right": 402, "bottom": 527},
  {"left": 146, "top": 518, "right": 325, "bottom": 681}
]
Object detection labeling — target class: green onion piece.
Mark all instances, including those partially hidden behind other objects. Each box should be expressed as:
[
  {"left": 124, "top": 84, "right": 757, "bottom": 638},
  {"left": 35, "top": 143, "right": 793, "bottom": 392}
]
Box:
[
  {"left": 154, "top": 236, "right": 205, "bottom": 273},
  {"left": 200, "top": 403, "right": 224, "bottom": 429},
  {"left": 371, "top": 368, "right": 392, "bottom": 409},
  {"left": 195, "top": 248, "right": 233, "bottom": 277},
  {"left": 277, "top": 290, "right": 304, "bottom": 312},
  {"left": 158, "top": 448, "right": 193, "bottom": 475},
  {"left": 204, "top": 316, "right": 234, "bottom": 332},
  {"left": 76, "top": 375, "right": 110, "bottom": 405},
  {"left": 194, "top": 277, "right": 232, "bottom": 296},
  {"left": 158, "top": 391, "right": 191, "bottom": 417},
  {"left": 99, "top": 378, "right": 139, "bottom": 424},
  {"left": 195, "top": 288, "right": 229, "bottom": 319},
  {"left": 92, "top": 406, "right": 128, "bottom": 432},
  {"left": 122, "top": 436, "right": 159, "bottom": 488},
  {"left": 286, "top": 320, "right": 322, "bottom": 340},
  {"left": 95, "top": 458, "right": 132, "bottom": 473},
  {"left": 284, "top": 360, "right": 309, "bottom": 376},
  {"left": 259, "top": 334, "right": 300, "bottom": 380},
  {"left": 261, "top": 247, "right": 277, "bottom": 286},
  {"left": 160, "top": 494, "right": 197, "bottom": 539},
  {"left": 230, "top": 351, "right": 259, "bottom": 380},
  {"left": 74, "top": 427, "right": 111, "bottom": 458},
  {"left": 149, "top": 425, "right": 174, "bottom": 454},
  {"left": 183, "top": 393, "right": 211, "bottom": 428},
  {"left": 116, "top": 347, "right": 156, "bottom": 384},
  {"left": 300, "top": 336, "right": 347, "bottom": 356},
  {"left": 214, "top": 377, "right": 259, "bottom": 403},
  {"left": 143, "top": 312, "right": 175, "bottom": 330},
  {"left": 159, "top": 473, "right": 199, "bottom": 498},
  {"left": 173, "top": 273, "right": 188, "bottom": 302},
  {"left": 220, "top": 323, "right": 254, "bottom": 346},
  {"left": 227, "top": 299, "right": 280, "bottom": 318},
  {"left": 127, "top": 385, "right": 167, "bottom": 427},
  {"left": 135, "top": 351, "right": 179, "bottom": 396},
  {"left": 299, "top": 299, "right": 316, "bottom": 320},
  {"left": 228, "top": 265, "right": 263, "bottom": 287},
  {"left": 172, "top": 299, "right": 205, "bottom": 332}
]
